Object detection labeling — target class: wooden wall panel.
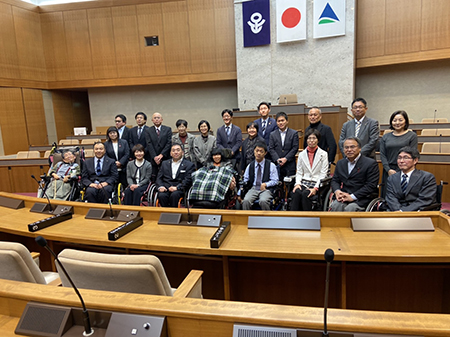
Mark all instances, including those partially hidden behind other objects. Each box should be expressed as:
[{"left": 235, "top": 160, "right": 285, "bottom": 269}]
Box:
[
  {"left": 0, "top": 167, "right": 12, "bottom": 192},
  {"left": 22, "top": 88, "right": 48, "bottom": 146},
  {"left": 40, "top": 12, "right": 70, "bottom": 81},
  {"left": 10, "top": 165, "right": 48, "bottom": 193},
  {"left": 136, "top": 3, "right": 167, "bottom": 76},
  {"left": 0, "top": 3, "right": 20, "bottom": 80},
  {"left": 71, "top": 91, "right": 91, "bottom": 132},
  {"left": 187, "top": 0, "right": 216, "bottom": 74},
  {"left": 52, "top": 90, "right": 75, "bottom": 140},
  {"left": 384, "top": 0, "right": 421, "bottom": 55},
  {"left": 162, "top": 1, "right": 191, "bottom": 75},
  {"left": 63, "top": 10, "right": 94, "bottom": 80},
  {"left": 355, "top": 0, "right": 385, "bottom": 59},
  {"left": 111, "top": 5, "right": 141, "bottom": 78},
  {"left": 12, "top": 7, "right": 47, "bottom": 81},
  {"left": 87, "top": 8, "right": 118, "bottom": 79},
  {"left": 214, "top": 0, "right": 236, "bottom": 72},
  {"left": 421, "top": 0, "right": 450, "bottom": 51},
  {"left": 0, "top": 88, "right": 29, "bottom": 155}
]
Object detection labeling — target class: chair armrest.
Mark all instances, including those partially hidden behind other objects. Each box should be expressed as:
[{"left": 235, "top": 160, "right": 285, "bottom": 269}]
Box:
[
  {"left": 31, "top": 252, "right": 40, "bottom": 266},
  {"left": 47, "top": 277, "right": 62, "bottom": 286},
  {"left": 173, "top": 270, "right": 203, "bottom": 298}
]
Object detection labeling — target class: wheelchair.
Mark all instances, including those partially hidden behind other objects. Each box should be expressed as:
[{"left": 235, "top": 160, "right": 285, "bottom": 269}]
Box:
[
  {"left": 282, "top": 175, "right": 332, "bottom": 211},
  {"left": 366, "top": 180, "right": 449, "bottom": 213},
  {"left": 38, "top": 146, "right": 82, "bottom": 201}
]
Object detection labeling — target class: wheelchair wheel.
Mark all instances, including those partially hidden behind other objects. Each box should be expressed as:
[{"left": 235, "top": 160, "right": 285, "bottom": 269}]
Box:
[
  {"left": 111, "top": 183, "right": 123, "bottom": 205},
  {"left": 365, "top": 197, "right": 385, "bottom": 212},
  {"left": 323, "top": 189, "right": 333, "bottom": 211}
]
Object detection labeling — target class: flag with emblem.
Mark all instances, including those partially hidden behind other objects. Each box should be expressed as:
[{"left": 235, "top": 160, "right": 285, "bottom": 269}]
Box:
[
  {"left": 243, "top": 0, "right": 271, "bottom": 47},
  {"left": 276, "top": 0, "right": 306, "bottom": 43}
]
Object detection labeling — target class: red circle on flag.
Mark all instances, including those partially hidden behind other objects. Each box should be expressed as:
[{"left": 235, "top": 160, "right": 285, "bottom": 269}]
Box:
[{"left": 281, "top": 7, "right": 301, "bottom": 28}]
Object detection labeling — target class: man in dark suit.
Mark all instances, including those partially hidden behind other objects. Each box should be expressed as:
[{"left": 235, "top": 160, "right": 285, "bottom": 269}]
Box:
[
  {"left": 339, "top": 98, "right": 379, "bottom": 159},
  {"left": 156, "top": 144, "right": 195, "bottom": 208},
  {"left": 114, "top": 114, "right": 130, "bottom": 141},
  {"left": 129, "top": 112, "right": 150, "bottom": 161},
  {"left": 303, "top": 107, "right": 337, "bottom": 164},
  {"left": 330, "top": 137, "right": 379, "bottom": 211},
  {"left": 269, "top": 111, "right": 299, "bottom": 179},
  {"left": 216, "top": 109, "right": 242, "bottom": 168},
  {"left": 146, "top": 112, "right": 172, "bottom": 181},
  {"left": 82, "top": 142, "right": 119, "bottom": 203},
  {"left": 386, "top": 146, "right": 436, "bottom": 212},
  {"left": 254, "top": 102, "right": 277, "bottom": 146}
]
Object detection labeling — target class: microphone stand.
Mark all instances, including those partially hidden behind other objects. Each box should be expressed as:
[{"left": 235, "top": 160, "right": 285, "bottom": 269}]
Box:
[
  {"left": 31, "top": 175, "right": 54, "bottom": 212},
  {"left": 323, "top": 248, "right": 335, "bottom": 337},
  {"left": 184, "top": 187, "right": 192, "bottom": 224}
]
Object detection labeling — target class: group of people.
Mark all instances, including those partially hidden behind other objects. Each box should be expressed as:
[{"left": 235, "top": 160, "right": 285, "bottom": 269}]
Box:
[{"left": 47, "top": 98, "right": 437, "bottom": 212}]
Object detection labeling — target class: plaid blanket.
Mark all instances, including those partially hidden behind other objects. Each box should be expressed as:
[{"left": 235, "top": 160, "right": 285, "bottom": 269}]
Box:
[{"left": 190, "top": 166, "right": 234, "bottom": 202}]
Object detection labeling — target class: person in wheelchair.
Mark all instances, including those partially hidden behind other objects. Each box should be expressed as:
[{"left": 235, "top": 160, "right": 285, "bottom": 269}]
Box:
[
  {"left": 82, "top": 142, "right": 119, "bottom": 203},
  {"left": 123, "top": 144, "right": 152, "bottom": 206},
  {"left": 290, "top": 129, "right": 329, "bottom": 211},
  {"left": 45, "top": 150, "right": 80, "bottom": 200},
  {"left": 240, "top": 142, "right": 279, "bottom": 211},
  {"left": 385, "top": 146, "right": 436, "bottom": 212},
  {"left": 189, "top": 148, "right": 237, "bottom": 209}
]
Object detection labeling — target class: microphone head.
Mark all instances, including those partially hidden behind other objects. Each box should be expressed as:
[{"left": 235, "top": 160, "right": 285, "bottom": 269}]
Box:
[
  {"left": 31, "top": 175, "right": 36, "bottom": 179},
  {"left": 324, "top": 248, "right": 334, "bottom": 263},
  {"left": 35, "top": 236, "right": 47, "bottom": 247}
]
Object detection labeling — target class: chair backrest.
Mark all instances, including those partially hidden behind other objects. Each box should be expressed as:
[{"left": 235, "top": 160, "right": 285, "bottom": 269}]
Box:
[
  {"left": 84, "top": 149, "right": 94, "bottom": 157},
  {"left": 420, "top": 129, "right": 438, "bottom": 136},
  {"left": 28, "top": 151, "right": 41, "bottom": 158},
  {"left": 421, "top": 118, "right": 448, "bottom": 123},
  {"left": 440, "top": 142, "right": 450, "bottom": 154},
  {"left": 57, "top": 249, "right": 174, "bottom": 296},
  {"left": 59, "top": 139, "right": 79, "bottom": 145},
  {"left": 0, "top": 241, "right": 47, "bottom": 284},
  {"left": 16, "top": 151, "right": 30, "bottom": 158},
  {"left": 81, "top": 138, "right": 101, "bottom": 145},
  {"left": 44, "top": 150, "right": 52, "bottom": 158},
  {"left": 421, "top": 143, "right": 440, "bottom": 153}
]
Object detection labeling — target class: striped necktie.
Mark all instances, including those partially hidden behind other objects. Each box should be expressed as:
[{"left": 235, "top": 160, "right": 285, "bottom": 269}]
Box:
[
  {"left": 401, "top": 174, "right": 408, "bottom": 193},
  {"left": 262, "top": 120, "right": 266, "bottom": 135},
  {"left": 355, "top": 121, "right": 361, "bottom": 138}
]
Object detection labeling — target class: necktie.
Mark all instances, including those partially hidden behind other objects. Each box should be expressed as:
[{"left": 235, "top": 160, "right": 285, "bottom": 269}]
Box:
[
  {"left": 255, "top": 163, "right": 262, "bottom": 190},
  {"left": 226, "top": 126, "right": 230, "bottom": 138},
  {"left": 262, "top": 121, "right": 266, "bottom": 135},
  {"left": 156, "top": 128, "right": 160, "bottom": 137},
  {"left": 137, "top": 127, "right": 142, "bottom": 139},
  {"left": 96, "top": 159, "right": 101, "bottom": 176},
  {"left": 401, "top": 174, "right": 408, "bottom": 193},
  {"left": 355, "top": 121, "right": 361, "bottom": 138}
]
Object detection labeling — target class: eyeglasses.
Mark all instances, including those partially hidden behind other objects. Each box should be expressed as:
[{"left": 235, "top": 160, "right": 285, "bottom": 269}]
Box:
[
  {"left": 114, "top": 120, "right": 122, "bottom": 123},
  {"left": 352, "top": 106, "right": 366, "bottom": 110},
  {"left": 344, "top": 145, "right": 358, "bottom": 150},
  {"left": 397, "top": 156, "right": 413, "bottom": 161}
]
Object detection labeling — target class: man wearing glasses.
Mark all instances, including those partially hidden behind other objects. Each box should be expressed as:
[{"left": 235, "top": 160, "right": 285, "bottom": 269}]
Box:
[
  {"left": 338, "top": 98, "right": 379, "bottom": 159},
  {"left": 330, "top": 137, "right": 379, "bottom": 212},
  {"left": 385, "top": 146, "right": 436, "bottom": 211}
]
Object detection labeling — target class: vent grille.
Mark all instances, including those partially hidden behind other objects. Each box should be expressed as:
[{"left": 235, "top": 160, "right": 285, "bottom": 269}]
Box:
[{"left": 233, "top": 324, "right": 296, "bottom": 337}]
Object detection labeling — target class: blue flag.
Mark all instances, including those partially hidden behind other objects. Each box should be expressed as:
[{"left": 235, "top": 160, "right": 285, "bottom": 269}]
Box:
[{"left": 243, "top": 0, "right": 270, "bottom": 47}]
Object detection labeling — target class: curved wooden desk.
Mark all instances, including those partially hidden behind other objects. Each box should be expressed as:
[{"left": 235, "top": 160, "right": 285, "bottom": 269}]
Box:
[{"left": 1, "top": 192, "right": 450, "bottom": 314}]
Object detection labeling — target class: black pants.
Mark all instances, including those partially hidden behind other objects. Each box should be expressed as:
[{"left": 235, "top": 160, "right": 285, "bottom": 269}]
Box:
[
  {"left": 291, "top": 188, "right": 316, "bottom": 211},
  {"left": 158, "top": 190, "right": 183, "bottom": 207},
  {"left": 85, "top": 185, "right": 113, "bottom": 204},
  {"left": 123, "top": 184, "right": 148, "bottom": 206}
]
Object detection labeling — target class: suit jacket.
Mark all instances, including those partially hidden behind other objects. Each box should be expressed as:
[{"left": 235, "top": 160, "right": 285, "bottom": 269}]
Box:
[
  {"left": 118, "top": 126, "right": 130, "bottom": 141},
  {"left": 156, "top": 158, "right": 195, "bottom": 191},
  {"left": 81, "top": 156, "right": 118, "bottom": 187},
  {"left": 303, "top": 122, "right": 337, "bottom": 164},
  {"left": 254, "top": 117, "right": 277, "bottom": 146},
  {"left": 129, "top": 125, "right": 150, "bottom": 159},
  {"left": 269, "top": 128, "right": 299, "bottom": 176},
  {"left": 385, "top": 170, "right": 436, "bottom": 212},
  {"left": 145, "top": 125, "right": 172, "bottom": 165},
  {"left": 331, "top": 155, "right": 379, "bottom": 208},
  {"left": 216, "top": 124, "right": 242, "bottom": 160},
  {"left": 339, "top": 117, "right": 379, "bottom": 158},
  {"left": 295, "top": 147, "right": 329, "bottom": 189},
  {"left": 104, "top": 139, "right": 130, "bottom": 168}
]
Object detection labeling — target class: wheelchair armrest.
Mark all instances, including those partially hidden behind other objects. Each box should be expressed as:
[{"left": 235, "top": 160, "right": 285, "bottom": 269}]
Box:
[{"left": 283, "top": 175, "right": 296, "bottom": 183}]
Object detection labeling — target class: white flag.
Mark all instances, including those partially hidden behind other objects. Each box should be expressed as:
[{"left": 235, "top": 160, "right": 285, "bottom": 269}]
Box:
[
  {"left": 276, "top": 0, "right": 306, "bottom": 43},
  {"left": 313, "top": 0, "right": 346, "bottom": 39}
]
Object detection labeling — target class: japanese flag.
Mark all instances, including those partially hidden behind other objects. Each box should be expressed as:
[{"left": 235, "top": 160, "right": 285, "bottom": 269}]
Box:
[{"left": 276, "top": 0, "right": 306, "bottom": 43}]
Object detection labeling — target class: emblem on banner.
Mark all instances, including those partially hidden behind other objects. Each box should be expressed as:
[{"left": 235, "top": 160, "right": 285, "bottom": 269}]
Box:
[{"left": 247, "top": 12, "right": 266, "bottom": 34}]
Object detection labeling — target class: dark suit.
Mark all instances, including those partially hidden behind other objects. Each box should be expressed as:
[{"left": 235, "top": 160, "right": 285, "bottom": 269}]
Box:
[
  {"left": 82, "top": 156, "right": 118, "bottom": 203},
  {"left": 331, "top": 155, "right": 379, "bottom": 209},
  {"left": 145, "top": 125, "right": 172, "bottom": 180},
  {"left": 129, "top": 125, "right": 150, "bottom": 160},
  {"left": 303, "top": 122, "right": 337, "bottom": 164},
  {"left": 216, "top": 124, "right": 242, "bottom": 163},
  {"left": 339, "top": 117, "right": 379, "bottom": 158},
  {"left": 269, "top": 128, "right": 299, "bottom": 178},
  {"left": 254, "top": 117, "right": 277, "bottom": 146},
  {"left": 156, "top": 158, "right": 195, "bottom": 207},
  {"left": 118, "top": 126, "right": 130, "bottom": 141},
  {"left": 104, "top": 139, "right": 130, "bottom": 187},
  {"left": 386, "top": 170, "right": 436, "bottom": 211}
]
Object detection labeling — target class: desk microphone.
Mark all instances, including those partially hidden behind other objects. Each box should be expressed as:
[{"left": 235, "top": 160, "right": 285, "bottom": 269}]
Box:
[
  {"left": 31, "top": 175, "right": 53, "bottom": 212},
  {"left": 183, "top": 187, "right": 192, "bottom": 224},
  {"left": 323, "top": 248, "right": 334, "bottom": 337},
  {"left": 108, "top": 198, "right": 114, "bottom": 219},
  {"left": 434, "top": 109, "right": 437, "bottom": 123},
  {"left": 35, "top": 236, "right": 94, "bottom": 337}
]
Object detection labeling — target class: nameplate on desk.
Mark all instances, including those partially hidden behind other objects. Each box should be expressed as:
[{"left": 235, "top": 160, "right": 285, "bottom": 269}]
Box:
[
  {"left": 28, "top": 211, "right": 72, "bottom": 232},
  {"left": 108, "top": 217, "right": 143, "bottom": 241},
  {"left": 351, "top": 217, "right": 435, "bottom": 232},
  {"left": 247, "top": 216, "right": 321, "bottom": 230},
  {"left": 0, "top": 196, "right": 24, "bottom": 209}
]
